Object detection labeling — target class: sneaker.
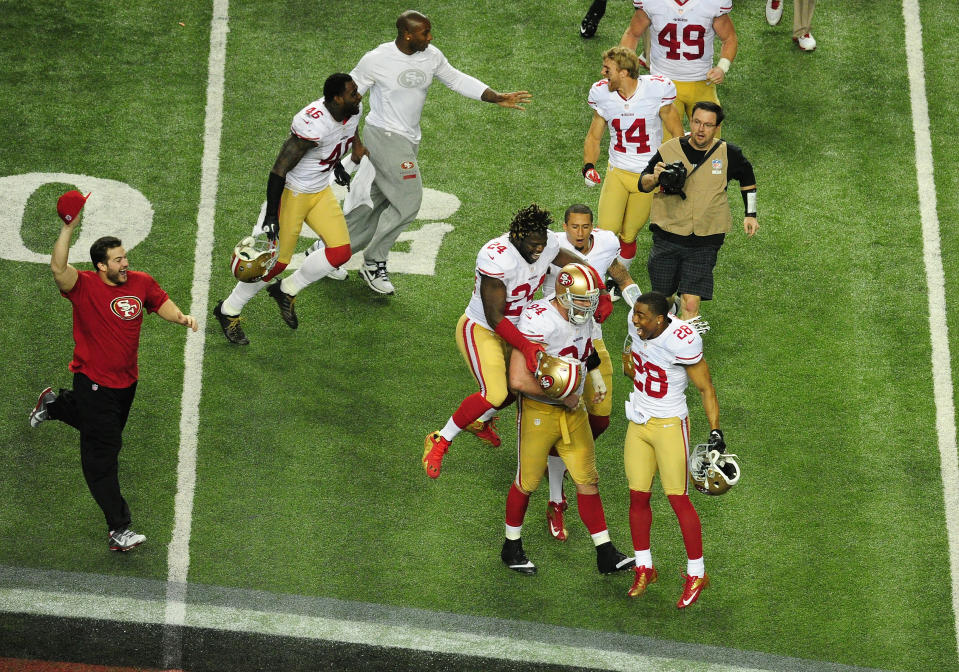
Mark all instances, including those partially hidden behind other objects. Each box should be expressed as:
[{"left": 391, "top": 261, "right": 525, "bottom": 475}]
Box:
[
  {"left": 213, "top": 301, "right": 249, "bottom": 345},
  {"left": 605, "top": 275, "right": 620, "bottom": 302},
  {"left": 466, "top": 416, "right": 501, "bottom": 447},
  {"left": 686, "top": 315, "right": 710, "bottom": 335},
  {"left": 794, "top": 32, "right": 817, "bottom": 52},
  {"left": 305, "top": 241, "right": 348, "bottom": 280},
  {"left": 422, "top": 432, "right": 450, "bottom": 479},
  {"left": 596, "top": 541, "right": 635, "bottom": 574},
  {"left": 627, "top": 565, "right": 659, "bottom": 598},
  {"left": 267, "top": 282, "right": 298, "bottom": 329},
  {"left": 669, "top": 295, "right": 681, "bottom": 316},
  {"left": 109, "top": 528, "right": 146, "bottom": 552},
  {"left": 360, "top": 261, "right": 395, "bottom": 295},
  {"left": 501, "top": 538, "right": 537, "bottom": 575},
  {"left": 677, "top": 572, "right": 710, "bottom": 608},
  {"left": 579, "top": 0, "right": 606, "bottom": 38},
  {"left": 546, "top": 500, "right": 568, "bottom": 542},
  {"left": 765, "top": 0, "right": 783, "bottom": 26},
  {"left": 29, "top": 387, "right": 56, "bottom": 428}
]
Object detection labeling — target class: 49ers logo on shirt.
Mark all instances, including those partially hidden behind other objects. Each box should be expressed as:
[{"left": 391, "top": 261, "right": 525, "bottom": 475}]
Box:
[{"left": 111, "top": 296, "right": 143, "bottom": 320}]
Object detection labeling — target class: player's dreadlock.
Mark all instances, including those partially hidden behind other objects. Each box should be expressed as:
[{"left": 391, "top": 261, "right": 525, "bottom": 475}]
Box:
[{"left": 508, "top": 204, "right": 552, "bottom": 244}]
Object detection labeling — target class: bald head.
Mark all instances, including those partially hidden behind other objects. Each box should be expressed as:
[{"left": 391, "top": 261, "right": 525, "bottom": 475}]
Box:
[{"left": 397, "top": 10, "right": 429, "bottom": 35}]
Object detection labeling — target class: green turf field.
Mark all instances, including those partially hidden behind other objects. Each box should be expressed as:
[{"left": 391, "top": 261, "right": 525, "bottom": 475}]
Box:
[{"left": 2, "top": 1, "right": 958, "bottom": 670}]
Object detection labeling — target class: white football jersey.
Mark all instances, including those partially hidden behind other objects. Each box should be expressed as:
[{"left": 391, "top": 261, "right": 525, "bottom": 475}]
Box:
[
  {"left": 625, "top": 307, "right": 704, "bottom": 423},
  {"left": 634, "top": 0, "right": 732, "bottom": 82},
  {"left": 464, "top": 233, "right": 561, "bottom": 331},
  {"left": 587, "top": 75, "right": 677, "bottom": 172},
  {"left": 351, "top": 42, "right": 487, "bottom": 144},
  {"left": 284, "top": 98, "right": 362, "bottom": 194},
  {"left": 518, "top": 297, "right": 594, "bottom": 404}
]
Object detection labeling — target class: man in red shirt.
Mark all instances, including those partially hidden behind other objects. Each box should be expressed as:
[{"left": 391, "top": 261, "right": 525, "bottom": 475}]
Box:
[{"left": 28, "top": 191, "right": 197, "bottom": 552}]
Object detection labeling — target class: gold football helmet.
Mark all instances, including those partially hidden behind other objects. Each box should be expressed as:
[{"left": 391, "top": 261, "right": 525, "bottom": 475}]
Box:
[
  {"left": 554, "top": 263, "right": 600, "bottom": 325},
  {"left": 689, "top": 445, "right": 741, "bottom": 496},
  {"left": 534, "top": 352, "right": 582, "bottom": 400},
  {"left": 231, "top": 235, "right": 276, "bottom": 282}
]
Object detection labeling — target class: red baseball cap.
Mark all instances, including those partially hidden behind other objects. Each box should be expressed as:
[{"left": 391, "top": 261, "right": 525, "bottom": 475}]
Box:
[{"left": 57, "top": 190, "right": 91, "bottom": 223}]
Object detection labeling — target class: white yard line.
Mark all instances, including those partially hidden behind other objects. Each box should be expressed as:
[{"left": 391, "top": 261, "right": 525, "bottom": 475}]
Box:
[
  {"left": 902, "top": 0, "right": 959, "bottom": 656},
  {"left": 162, "top": 0, "right": 229, "bottom": 668}
]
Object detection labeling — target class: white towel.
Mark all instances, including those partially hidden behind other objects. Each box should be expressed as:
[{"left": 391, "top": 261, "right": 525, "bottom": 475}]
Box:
[{"left": 343, "top": 156, "right": 376, "bottom": 214}]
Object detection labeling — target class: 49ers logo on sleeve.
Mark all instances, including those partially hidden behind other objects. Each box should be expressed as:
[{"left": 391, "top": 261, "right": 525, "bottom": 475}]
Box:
[
  {"left": 111, "top": 296, "right": 143, "bottom": 320},
  {"left": 558, "top": 271, "right": 574, "bottom": 287}
]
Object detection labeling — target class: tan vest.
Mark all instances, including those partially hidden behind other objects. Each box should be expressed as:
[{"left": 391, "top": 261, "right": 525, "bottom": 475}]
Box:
[{"left": 650, "top": 138, "right": 732, "bottom": 237}]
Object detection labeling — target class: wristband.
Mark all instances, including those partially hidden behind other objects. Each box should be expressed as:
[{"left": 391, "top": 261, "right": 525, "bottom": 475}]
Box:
[
  {"left": 717, "top": 58, "right": 731, "bottom": 74},
  {"left": 341, "top": 156, "right": 358, "bottom": 174},
  {"left": 582, "top": 163, "right": 595, "bottom": 177},
  {"left": 621, "top": 283, "right": 641, "bottom": 306},
  {"left": 742, "top": 188, "right": 757, "bottom": 218}
]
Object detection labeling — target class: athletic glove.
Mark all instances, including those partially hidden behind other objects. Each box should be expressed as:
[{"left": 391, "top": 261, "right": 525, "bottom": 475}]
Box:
[
  {"left": 594, "top": 293, "right": 613, "bottom": 323},
  {"left": 262, "top": 213, "right": 280, "bottom": 243},
  {"left": 582, "top": 163, "right": 601, "bottom": 187},
  {"left": 707, "top": 429, "right": 726, "bottom": 454},
  {"left": 333, "top": 162, "right": 352, "bottom": 190}
]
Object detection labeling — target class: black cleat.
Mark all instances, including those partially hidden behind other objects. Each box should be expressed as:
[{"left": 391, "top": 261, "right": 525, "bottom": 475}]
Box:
[
  {"left": 267, "top": 282, "right": 298, "bottom": 329},
  {"left": 213, "top": 301, "right": 249, "bottom": 345},
  {"left": 580, "top": 0, "right": 607, "bottom": 38},
  {"left": 501, "top": 538, "right": 537, "bottom": 575},
  {"left": 596, "top": 541, "right": 635, "bottom": 574}
]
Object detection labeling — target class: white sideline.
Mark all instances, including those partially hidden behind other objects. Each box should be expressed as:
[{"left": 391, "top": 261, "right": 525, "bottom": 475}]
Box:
[
  {"left": 902, "top": 0, "right": 959, "bottom": 656},
  {"left": 162, "top": 0, "right": 230, "bottom": 668}
]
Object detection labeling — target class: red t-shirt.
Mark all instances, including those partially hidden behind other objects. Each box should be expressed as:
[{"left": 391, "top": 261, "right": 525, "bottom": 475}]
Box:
[{"left": 62, "top": 270, "right": 169, "bottom": 388}]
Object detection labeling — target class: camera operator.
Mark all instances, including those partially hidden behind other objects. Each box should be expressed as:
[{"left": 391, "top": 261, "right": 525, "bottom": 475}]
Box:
[{"left": 639, "top": 102, "right": 758, "bottom": 331}]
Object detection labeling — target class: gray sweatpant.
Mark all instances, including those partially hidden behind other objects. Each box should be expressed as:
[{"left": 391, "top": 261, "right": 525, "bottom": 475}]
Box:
[{"left": 346, "top": 123, "right": 423, "bottom": 265}]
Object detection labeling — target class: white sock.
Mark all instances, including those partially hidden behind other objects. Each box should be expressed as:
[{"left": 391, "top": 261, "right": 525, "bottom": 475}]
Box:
[
  {"left": 478, "top": 407, "right": 497, "bottom": 423},
  {"left": 284, "top": 246, "right": 335, "bottom": 295},
  {"left": 688, "top": 556, "right": 705, "bottom": 577},
  {"left": 440, "top": 418, "right": 462, "bottom": 442},
  {"left": 547, "top": 455, "right": 567, "bottom": 504},
  {"left": 590, "top": 529, "right": 611, "bottom": 547},
  {"left": 634, "top": 549, "right": 653, "bottom": 568},
  {"left": 616, "top": 254, "right": 634, "bottom": 270},
  {"left": 223, "top": 279, "right": 266, "bottom": 314},
  {"left": 505, "top": 524, "right": 523, "bottom": 540}
]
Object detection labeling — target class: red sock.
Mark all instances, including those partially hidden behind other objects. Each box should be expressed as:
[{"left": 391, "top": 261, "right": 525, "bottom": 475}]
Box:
[
  {"left": 324, "top": 243, "right": 351, "bottom": 267},
  {"left": 452, "top": 393, "right": 493, "bottom": 429},
  {"left": 618, "top": 238, "right": 637, "bottom": 263},
  {"left": 667, "top": 494, "right": 703, "bottom": 560},
  {"left": 261, "top": 260, "right": 288, "bottom": 282},
  {"left": 629, "top": 489, "right": 652, "bottom": 551},
  {"left": 576, "top": 492, "right": 608, "bottom": 536},
  {"left": 505, "top": 482, "right": 531, "bottom": 528},
  {"left": 588, "top": 413, "right": 610, "bottom": 439}
]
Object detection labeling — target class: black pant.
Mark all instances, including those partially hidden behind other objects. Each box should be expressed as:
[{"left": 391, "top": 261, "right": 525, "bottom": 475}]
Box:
[{"left": 48, "top": 372, "right": 138, "bottom": 532}]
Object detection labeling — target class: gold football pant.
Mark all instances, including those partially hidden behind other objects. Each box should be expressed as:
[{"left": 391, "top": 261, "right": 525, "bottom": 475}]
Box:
[
  {"left": 277, "top": 186, "right": 349, "bottom": 264},
  {"left": 516, "top": 397, "right": 598, "bottom": 493},
  {"left": 624, "top": 415, "right": 691, "bottom": 495},
  {"left": 666, "top": 80, "right": 722, "bottom": 141},
  {"left": 597, "top": 167, "right": 653, "bottom": 245},
  {"left": 455, "top": 315, "right": 512, "bottom": 408},
  {"left": 583, "top": 337, "right": 613, "bottom": 417}
]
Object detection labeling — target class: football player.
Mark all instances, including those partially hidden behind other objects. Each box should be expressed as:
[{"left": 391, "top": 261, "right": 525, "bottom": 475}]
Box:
[
  {"left": 620, "top": 0, "right": 739, "bottom": 137},
  {"left": 583, "top": 46, "right": 683, "bottom": 278},
  {"left": 423, "top": 205, "right": 612, "bottom": 478},
  {"left": 540, "top": 204, "right": 643, "bottom": 542},
  {"left": 213, "top": 73, "right": 367, "bottom": 345},
  {"left": 500, "top": 263, "right": 634, "bottom": 576},
  {"left": 622, "top": 291, "right": 725, "bottom": 608}
]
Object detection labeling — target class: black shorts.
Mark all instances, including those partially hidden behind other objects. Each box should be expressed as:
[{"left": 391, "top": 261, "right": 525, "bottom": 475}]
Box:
[{"left": 646, "top": 232, "right": 720, "bottom": 300}]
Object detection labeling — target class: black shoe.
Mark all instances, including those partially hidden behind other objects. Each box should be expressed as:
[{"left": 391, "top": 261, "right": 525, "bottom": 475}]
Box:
[
  {"left": 605, "top": 274, "right": 621, "bottom": 302},
  {"left": 596, "top": 541, "right": 635, "bottom": 574},
  {"left": 501, "top": 538, "right": 537, "bottom": 575},
  {"left": 580, "top": 0, "right": 607, "bottom": 38},
  {"left": 267, "top": 282, "right": 298, "bottom": 329},
  {"left": 213, "top": 301, "right": 249, "bottom": 345}
]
